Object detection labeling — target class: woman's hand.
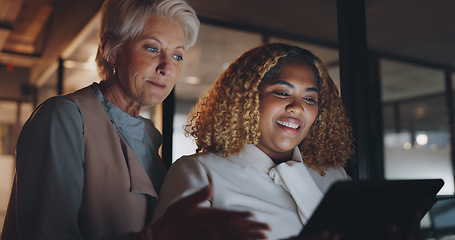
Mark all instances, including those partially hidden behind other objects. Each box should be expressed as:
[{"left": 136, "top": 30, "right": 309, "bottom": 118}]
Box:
[
  {"left": 148, "top": 186, "right": 270, "bottom": 240},
  {"left": 287, "top": 231, "right": 340, "bottom": 240},
  {"left": 289, "top": 212, "right": 422, "bottom": 240},
  {"left": 387, "top": 212, "right": 422, "bottom": 240}
]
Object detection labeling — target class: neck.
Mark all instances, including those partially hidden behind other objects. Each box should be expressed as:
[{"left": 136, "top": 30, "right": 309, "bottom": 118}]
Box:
[
  {"left": 99, "top": 79, "right": 141, "bottom": 117},
  {"left": 256, "top": 145, "right": 294, "bottom": 165},
  {"left": 272, "top": 155, "right": 292, "bottom": 165}
]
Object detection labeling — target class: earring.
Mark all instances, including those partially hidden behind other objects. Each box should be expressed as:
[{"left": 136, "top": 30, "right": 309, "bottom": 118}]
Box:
[{"left": 112, "top": 67, "right": 117, "bottom": 76}]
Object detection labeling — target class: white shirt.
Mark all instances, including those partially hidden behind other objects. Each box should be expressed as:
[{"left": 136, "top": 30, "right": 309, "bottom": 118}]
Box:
[{"left": 153, "top": 144, "right": 350, "bottom": 239}]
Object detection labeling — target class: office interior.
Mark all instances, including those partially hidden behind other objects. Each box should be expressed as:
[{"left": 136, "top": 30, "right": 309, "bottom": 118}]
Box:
[{"left": 0, "top": 0, "right": 454, "bottom": 238}]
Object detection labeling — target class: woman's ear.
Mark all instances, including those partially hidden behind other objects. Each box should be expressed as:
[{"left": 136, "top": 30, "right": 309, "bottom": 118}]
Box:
[{"left": 101, "top": 33, "right": 116, "bottom": 64}]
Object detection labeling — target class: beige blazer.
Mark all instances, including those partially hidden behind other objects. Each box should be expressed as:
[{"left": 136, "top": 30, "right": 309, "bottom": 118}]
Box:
[
  {"left": 69, "top": 86, "right": 165, "bottom": 239},
  {"left": 2, "top": 86, "right": 165, "bottom": 240}
]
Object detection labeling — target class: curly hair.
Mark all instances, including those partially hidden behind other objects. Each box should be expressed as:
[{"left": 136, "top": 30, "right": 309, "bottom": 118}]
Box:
[{"left": 185, "top": 43, "right": 354, "bottom": 174}]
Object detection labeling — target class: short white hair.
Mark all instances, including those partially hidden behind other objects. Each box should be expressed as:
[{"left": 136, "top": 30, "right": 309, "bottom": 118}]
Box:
[{"left": 95, "top": 0, "right": 200, "bottom": 80}]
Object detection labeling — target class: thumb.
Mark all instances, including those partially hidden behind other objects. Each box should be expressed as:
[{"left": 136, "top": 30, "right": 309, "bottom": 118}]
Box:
[{"left": 177, "top": 185, "right": 212, "bottom": 208}]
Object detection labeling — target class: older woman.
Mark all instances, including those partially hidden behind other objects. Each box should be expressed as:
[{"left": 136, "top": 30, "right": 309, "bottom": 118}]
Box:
[{"left": 1, "top": 0, "right": 268, "bottom": 239}]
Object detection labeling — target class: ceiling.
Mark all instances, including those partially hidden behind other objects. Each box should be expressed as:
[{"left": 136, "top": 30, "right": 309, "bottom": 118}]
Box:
[
  {"left": 0, "top": 0, "right": 104, "bottom": 90},
  {"left": 0, "top": 0, "right": 454, "bottom": 102}
]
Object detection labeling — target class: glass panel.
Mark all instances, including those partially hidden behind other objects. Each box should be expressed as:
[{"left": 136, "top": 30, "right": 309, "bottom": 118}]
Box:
[
  {"left": 63, "top": 21, "right": 99, "bottom": 94},
  {"left": 36, "top": 70, "right": 58, "bottom": 105},
  {"left": 20, "top": 102, "right": 34, "bottom": 126},
  {"left": 172, "top": 24, "right": 263, "bottom": 162},
  {"left": 0, "top": 100, "right": 33, "bottom": 233},
  {"left": 381, "top": 59, "right": 453, "bottom": 195},
  {"left": 0, "top": 154, "right": 14, "bottom": 230}
]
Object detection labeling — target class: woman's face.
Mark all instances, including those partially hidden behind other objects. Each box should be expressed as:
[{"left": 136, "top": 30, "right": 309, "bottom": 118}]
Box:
[
  {"left": 257, "top": 61, "right": 319, "bottom": 163},
  {"left": 113, "top": 15, "right": 185, "bottom": 107}
]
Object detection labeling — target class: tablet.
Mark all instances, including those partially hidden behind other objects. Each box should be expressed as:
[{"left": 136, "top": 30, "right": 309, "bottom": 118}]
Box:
[{"left": 299, "top": 179, "right": 444, "bottom": 240}]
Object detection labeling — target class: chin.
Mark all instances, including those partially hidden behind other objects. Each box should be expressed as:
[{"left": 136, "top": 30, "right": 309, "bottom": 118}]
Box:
[
  {"left": 141, "top": 98, "right": 163, "bottom": 107},
  {"left": 275, "top": 142, "right": 300, "bottom": 152}
]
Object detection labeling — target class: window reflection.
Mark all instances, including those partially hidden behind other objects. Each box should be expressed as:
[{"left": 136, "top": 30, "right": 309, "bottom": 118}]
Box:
[
  {"left": 381, "top": 59, "right": 454, "bottom": 195},
  {"left": 0, "top": 100, "right": 33, "bottom": 231}
]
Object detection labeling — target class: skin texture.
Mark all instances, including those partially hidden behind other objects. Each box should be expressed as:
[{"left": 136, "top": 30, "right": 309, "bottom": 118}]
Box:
[
  {"left": 257, "top": 60, "right": 319, "bottom": 164},
  {"left": 100, "top": 15, "right": 186, "bottom": 117}
]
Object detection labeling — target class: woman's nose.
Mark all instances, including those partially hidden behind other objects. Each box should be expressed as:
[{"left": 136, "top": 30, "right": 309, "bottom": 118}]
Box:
[
  {"left": 285, "top": 99, "right": 304, "bottom": 114},
  {"left": 156, "top": 55, "right": 172, "bottom": 76}
]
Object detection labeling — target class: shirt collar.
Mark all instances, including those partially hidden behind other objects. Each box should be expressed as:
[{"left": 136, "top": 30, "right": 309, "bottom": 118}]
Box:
[{"left": 238, "top": 144, "right": 302, "bottom": 173}]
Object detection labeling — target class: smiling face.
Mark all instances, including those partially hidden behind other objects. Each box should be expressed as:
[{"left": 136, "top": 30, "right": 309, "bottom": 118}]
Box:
[
  {"left": 111, "top": 15, "right": 185, "bottom": 108},
  {"left": 256, "top": 60, "right": 319, "bottom": 164}
]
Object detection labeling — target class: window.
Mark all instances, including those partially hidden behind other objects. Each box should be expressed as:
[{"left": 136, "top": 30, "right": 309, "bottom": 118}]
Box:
[{"left": 381, "top": 59, "right": 453, "bottom": 195}]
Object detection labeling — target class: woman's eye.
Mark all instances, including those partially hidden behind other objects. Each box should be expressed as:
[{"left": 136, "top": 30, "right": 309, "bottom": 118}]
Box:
[
  {"left": 146, "top": 46, "right": 159, "bottom": 53},
  {"left": 172, "top": 55, "right": 183, "bottom": 61},
  {"left": 273, "top": 91, "right": 289, "bottom": 97},
  {"left": 304, "top": 97, "right": 318, "bottom": 104}
]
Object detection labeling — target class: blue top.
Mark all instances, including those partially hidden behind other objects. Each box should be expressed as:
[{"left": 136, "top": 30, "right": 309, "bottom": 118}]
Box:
[{"left": 92, "top": 83, "right": 156, "bottom": 179}]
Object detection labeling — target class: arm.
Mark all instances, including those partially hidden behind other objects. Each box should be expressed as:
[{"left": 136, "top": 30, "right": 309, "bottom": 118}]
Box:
[
  {"left": 145, "top": 157, "right": 269, "bottom": 240},
  {"left": 14, "top": 97, "right": 85, "bottom": 239},
  {"left": 152, "top": 156, "right": 211, "bottom": 220}
]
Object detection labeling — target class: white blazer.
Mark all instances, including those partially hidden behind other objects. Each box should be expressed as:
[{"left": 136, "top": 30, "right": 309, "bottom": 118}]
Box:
[{"left": 153, "top": 144, "right": 350, "bottom": 240}]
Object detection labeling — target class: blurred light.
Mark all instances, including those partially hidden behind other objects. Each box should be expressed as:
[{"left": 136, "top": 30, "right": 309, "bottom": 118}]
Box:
[
  {"left": 416, "top": 134, "right": 428, "bottom": 145},
  {"left": 63, "top": 60, "right": 97, "bottom": 70},
  {"left": 415, "top": 106, "right": 426, "bottom": 118},
  {"left": 185, "top": 76, "right": 201, "bottom": 85},
  {"left": 404, "top": 142, "right": 412, "bottom": 150},
  {"left": 63, "top": 60, "right": 76, "bottom": 68}
]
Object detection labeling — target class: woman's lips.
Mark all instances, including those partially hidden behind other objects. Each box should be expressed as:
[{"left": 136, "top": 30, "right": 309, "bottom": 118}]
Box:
[
  {"left": 276, "top": 120, "right": 300, "bottom": 129},
  {"left": 146, "top": 80, "right": 166, "bottom": 89}
]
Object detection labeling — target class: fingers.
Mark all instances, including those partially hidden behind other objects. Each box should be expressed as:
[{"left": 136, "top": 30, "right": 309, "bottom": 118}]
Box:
[
  {"left": 204, "top": 225, "right": 268, "bottom": 240},
  {"left": 298, "top": 231, "right": 339, "bottom": 240},
  {"left": 185, "top": 208, "right": 270, "bottom": 240},
  {"left": 387, "top": 212, "right": 421, "bottom": 240},
  {"left": 157, "top": 185, "right": 270, "bottom": 240},
  {"left": 193, "top": 208, "right": 270, "bottom": 231},
  {"left": 408, "top": 212, "right": 422, "bottom": 240},
  {"left": 180, "top": 215, "right": 269, "bottom": 240},
  {"left": 174, "top": 186, "right": 212, "bottom": 208},
  {"left": 387, "top": 224, "right": 402, "bottom": 240}
]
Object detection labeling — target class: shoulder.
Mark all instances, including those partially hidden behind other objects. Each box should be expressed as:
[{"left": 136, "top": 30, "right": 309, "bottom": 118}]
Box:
[
  {"left": 325, "top": 166, "right": 351, "bottom": 180},
  {"left": 159, "top": 153, "right": 218, "bottom": 201},
  {"left": 173, "top": 151, "right": 227, "bottom": 169},
  {"left": 65, "top": 84, "right": 98, "bottom": 104},
  {"left": 172, "top": 152, "right": 217, "bottom": 169},
  {"left": 308, "top": 166, "right": 351, "bottom": 193},
  {"left": 18, "top": 96, "right": 84, "bottom": 145},
  {"left": 29, "top": 96, "right": 82, "bottom": 125}
]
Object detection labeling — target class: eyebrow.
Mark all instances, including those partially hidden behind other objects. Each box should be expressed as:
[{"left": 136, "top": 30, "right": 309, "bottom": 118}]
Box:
[
  {"left": 140, "top": 36, "right": 186, "bottom": 51},
  {"left": 270, "top": 80, "right": 320, "bottom": 93}
]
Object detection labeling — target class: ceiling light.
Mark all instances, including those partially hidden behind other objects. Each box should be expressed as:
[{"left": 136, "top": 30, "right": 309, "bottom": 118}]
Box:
[
  {"left": 416, "top": 133, "right": 428, "bottom": 146},
  {"left": 403, "top": 142, "right": 412, "bottom": 150},
  {"left": 186, "top": 76, "right": 200, "bottom": 84},
  {"left": 63, "top": 60, "right": 76, "bottom": 68}
]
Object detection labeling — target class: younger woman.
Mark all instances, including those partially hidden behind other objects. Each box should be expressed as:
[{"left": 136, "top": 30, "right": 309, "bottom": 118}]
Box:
[{"left": 153, "top": 43, "right": 355, "bottom": 239}]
